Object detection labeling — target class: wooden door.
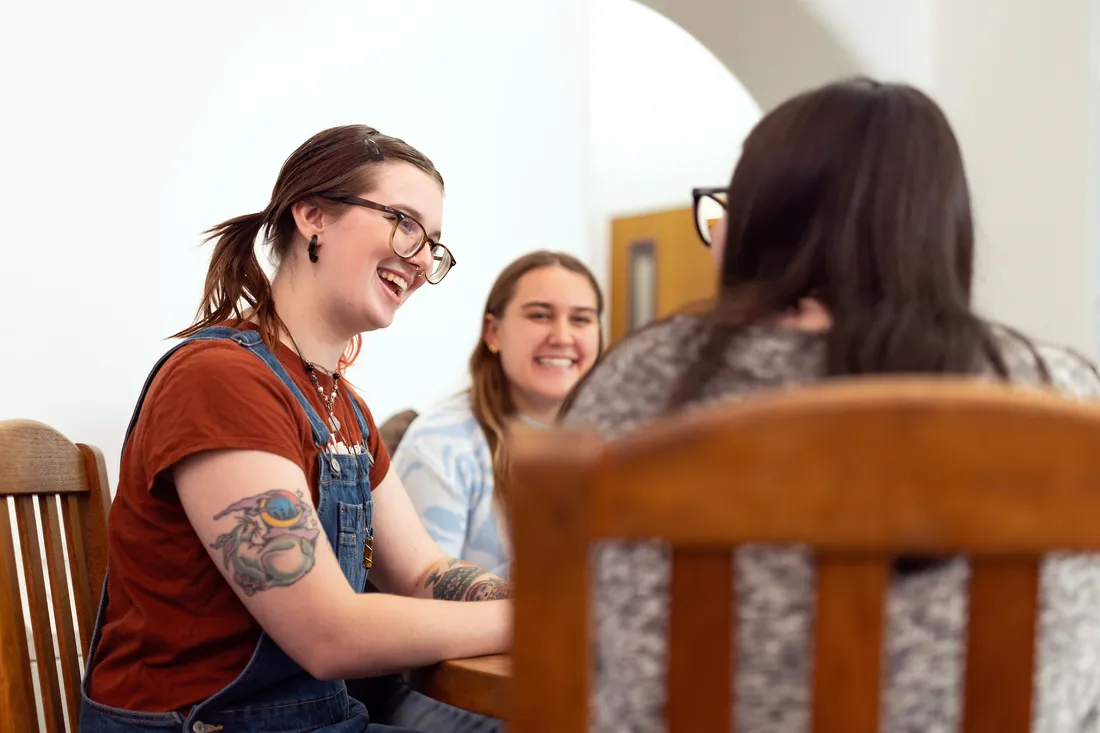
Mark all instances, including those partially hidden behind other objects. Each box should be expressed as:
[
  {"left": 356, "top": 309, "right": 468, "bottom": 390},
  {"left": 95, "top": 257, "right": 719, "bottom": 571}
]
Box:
[{"left": 609, "top": 206, "right": 717, "bottom": 344}]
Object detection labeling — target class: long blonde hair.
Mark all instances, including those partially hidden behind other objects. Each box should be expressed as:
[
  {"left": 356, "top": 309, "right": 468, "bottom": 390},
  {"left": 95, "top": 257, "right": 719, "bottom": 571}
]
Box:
[{"left": 468, "top": 251, "right": 604, "bottom": 512}]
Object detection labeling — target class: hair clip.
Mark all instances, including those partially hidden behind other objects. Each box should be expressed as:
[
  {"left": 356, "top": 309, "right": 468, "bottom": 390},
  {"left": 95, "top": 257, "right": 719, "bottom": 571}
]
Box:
[{"left": 365, "top": 135, "right": 384, "bottom": 162}]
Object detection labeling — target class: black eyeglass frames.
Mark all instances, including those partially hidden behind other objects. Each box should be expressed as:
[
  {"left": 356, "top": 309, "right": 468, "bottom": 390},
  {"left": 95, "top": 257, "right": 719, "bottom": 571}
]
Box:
[
  {"left": 692, "top": 187, "right": 727, "bottom": 248},
  {"left": 325, "top": 195, "right": 456, "bottom": 284}
]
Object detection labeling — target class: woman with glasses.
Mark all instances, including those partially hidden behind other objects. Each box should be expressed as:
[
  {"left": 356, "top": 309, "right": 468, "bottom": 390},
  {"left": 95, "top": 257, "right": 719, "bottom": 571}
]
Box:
[
  {"left": 560, "top": 79, "right": 1100, "bottom": 732},
  {"left": 80, "top": 125, "right": 505, "bottom": 733},
  {"left": 393, "top": 251, "right": 604, "bottom": 580}
]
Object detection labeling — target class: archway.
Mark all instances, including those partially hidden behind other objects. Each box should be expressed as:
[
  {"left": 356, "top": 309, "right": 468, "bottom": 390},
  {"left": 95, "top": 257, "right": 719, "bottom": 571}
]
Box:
[{"left": 634, "top": 0, "right": 861, "bottom": 109}]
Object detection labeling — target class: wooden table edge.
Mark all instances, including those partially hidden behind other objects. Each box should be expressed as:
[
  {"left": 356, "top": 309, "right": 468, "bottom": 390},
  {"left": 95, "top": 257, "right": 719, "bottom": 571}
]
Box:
[{"left": 407, "top": 654, "right": 512, "bottom": 720}]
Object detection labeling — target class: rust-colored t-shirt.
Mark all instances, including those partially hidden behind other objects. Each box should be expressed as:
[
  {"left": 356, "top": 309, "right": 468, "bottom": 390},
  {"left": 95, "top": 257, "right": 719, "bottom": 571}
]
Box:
[{"left": 87, "top": 325, "right": 390, "bottom": 712}]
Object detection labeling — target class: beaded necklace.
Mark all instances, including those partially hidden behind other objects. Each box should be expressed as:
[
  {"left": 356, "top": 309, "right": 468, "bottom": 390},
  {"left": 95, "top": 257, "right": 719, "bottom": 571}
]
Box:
[{"left": 285, "top": 330, "right": 374, "bottom": 569}]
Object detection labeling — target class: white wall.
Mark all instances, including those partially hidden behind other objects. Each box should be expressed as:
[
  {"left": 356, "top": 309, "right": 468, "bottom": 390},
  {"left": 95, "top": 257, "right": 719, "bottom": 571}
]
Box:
[
  {"left": 630, "top": 0, "right": 862, "bottom": 111},
  {"left": 932, "top": 0, "right": 1098, "bottom": 356},
  {"left": 1096, "top": 0, "right": 1100, "bottom": 349},
  {"left": 588, "top": 0, "right": 759, "bottom": 291},
  {"left": 0, "top": 0, "right": 591, "bottom": 490},
  {"left": 801, "top": 0, "right": 934, "bottom": 89}
]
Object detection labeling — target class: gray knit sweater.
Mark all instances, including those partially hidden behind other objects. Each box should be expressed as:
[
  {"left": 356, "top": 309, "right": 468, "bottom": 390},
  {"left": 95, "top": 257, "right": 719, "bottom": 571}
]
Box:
[{"left": 560, "top": 316, "right": 1100, "bottom": 733}]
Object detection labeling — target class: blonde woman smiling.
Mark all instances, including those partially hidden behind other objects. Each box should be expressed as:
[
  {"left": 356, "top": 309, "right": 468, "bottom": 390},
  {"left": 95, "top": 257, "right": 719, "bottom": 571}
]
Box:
[{"left": 393, "top": 251, "right": 603, "bottom": 578}]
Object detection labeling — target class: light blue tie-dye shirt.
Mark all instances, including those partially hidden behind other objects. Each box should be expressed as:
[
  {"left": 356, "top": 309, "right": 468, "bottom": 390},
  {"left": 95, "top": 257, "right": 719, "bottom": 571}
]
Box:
[{"left": 393, "top": 392, "right": 513, "bottom": 579}]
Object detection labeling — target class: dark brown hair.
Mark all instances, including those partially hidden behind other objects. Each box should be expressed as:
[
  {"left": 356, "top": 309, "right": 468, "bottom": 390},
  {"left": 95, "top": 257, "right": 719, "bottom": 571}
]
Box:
[
  {"left": 469, "top": 251, "right": 604, "bottom": 512},
  {"left": 667, "top": 77, "right": 1043, "bottom": 407},
  {"left": 174, "top": 124, "right": 444, "bottom": 368}
]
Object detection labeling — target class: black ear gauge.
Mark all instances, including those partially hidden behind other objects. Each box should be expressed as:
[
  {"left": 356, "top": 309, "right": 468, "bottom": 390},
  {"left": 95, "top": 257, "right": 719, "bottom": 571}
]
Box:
[{"left": 308, "top": 234, "right": 319, "bottom": 263}]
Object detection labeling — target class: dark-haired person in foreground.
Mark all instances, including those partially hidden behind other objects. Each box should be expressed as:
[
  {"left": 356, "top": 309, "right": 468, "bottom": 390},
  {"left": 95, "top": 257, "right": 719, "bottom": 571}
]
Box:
[
  {"left": 79, "top": 125, "right": 507, "bottom": 732},
  {"left": 560, "top": 78, "right": 1100, "bottom": 732}
]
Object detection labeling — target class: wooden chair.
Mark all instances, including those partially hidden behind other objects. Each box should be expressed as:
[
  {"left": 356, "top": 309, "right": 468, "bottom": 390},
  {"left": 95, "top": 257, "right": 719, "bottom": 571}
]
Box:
[
  {"left": 379, "top": 409, "right": 419, "bottom": 455},
  {"left": 509, "top": 377, "right": 1100, "bottom": 733},
  {"left": 0, "top": 419, "right": 112, "bottom": 732}
]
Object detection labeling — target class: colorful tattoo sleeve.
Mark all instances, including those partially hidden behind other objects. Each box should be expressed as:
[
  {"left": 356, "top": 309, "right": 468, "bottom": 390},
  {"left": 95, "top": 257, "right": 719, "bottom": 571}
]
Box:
[
  {"left": 422, "top": 558, "right": 514, "bottom": 601},
  {"left": 210, "top": 489, "right": 321, "bottom": 596}
]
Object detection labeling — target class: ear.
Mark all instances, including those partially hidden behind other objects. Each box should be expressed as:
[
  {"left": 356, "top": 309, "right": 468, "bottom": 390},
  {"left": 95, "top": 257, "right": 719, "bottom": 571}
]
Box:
[
  {"left": 482, "top": 313, "right": 502, "bottom": 351},
  {"left": 291, "top": 200, "right": 327, "bottom": 242}
]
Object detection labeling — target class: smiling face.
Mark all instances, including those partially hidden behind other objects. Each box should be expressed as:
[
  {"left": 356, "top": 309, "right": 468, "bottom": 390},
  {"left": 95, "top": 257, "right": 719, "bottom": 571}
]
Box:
[
  {"left": 483, "top": 265, "right": 601, "bottom": 419},
  {"left": 312, "top": 161, "right": 444, "bottom": 333}
]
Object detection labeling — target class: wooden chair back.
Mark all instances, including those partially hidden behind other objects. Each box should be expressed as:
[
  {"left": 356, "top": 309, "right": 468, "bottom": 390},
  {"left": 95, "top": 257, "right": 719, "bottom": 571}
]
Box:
[
  {"left": 379, "top": 409, "right": 419, "bottom": 454},
  {"left": 509, "top": 377, "right": 1100, "bottom": 733},
  {"left": 0, "top": 419, "right": 112, "bottom": 732}
]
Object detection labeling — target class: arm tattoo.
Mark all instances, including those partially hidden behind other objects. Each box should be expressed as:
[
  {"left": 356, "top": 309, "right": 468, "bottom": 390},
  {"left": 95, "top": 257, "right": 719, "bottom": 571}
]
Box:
[
  {"left": 463, "top": 577, "right": 513, "bottom": 601},
  {"left": 423, "top": 559, "right": 515, "bottom": 601},
  {"left": 210, "top": 489, "right": 320, "bottom": 596}
]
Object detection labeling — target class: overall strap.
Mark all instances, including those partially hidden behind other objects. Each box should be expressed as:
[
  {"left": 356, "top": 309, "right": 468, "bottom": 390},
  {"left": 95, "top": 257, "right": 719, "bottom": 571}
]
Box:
[
  {"left": 233, "top": 333, "right": 332, "bottom": 448},
  {"left": 345, "top": 391, "right": 375, "bottom": 469}
]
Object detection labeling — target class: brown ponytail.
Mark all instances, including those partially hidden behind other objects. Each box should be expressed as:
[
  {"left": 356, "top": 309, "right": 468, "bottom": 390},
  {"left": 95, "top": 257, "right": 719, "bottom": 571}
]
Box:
[
  {"left": 173, "top": 211, "right": 283, "bottom": 345},
  {"left": 172, "top": 124, "right": 444, "bottom": 364}
]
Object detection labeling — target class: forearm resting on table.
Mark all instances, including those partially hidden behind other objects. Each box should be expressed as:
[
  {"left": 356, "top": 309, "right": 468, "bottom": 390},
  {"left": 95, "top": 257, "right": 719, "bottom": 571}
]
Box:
[
  {"left": 414, "top": 556, "right": 514, "bottom": 601},
  {"left": 315, "top": 558, "right": 513, "bottom": 678},
  {"left": 311, "top": 592, "right": 512, "bottom": 680}
]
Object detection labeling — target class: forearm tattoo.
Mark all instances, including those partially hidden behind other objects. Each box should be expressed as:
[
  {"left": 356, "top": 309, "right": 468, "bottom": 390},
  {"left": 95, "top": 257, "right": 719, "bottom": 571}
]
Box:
[
  {"left": 210, "top": 490, "right": 320, "bottom": 596},
  {"left": 423, "top": 559, "right": 514, "bottom": 601}
]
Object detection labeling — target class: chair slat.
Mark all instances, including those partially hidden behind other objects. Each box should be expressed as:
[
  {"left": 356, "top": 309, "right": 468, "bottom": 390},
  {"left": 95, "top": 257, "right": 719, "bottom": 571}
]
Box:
[
  {"left": 811, "top": 556, "right": 887, "bottom": 733},
  {"left": 668, "top": 548, "right": 733, "bottom": 733},
  {"left": 0, "top": 499, "right": 38, "bottom": 732},
  {"left": 78, "top": 444, "right": 112, "bottom": 619},
  {"left": 510, "top": 429, "right": 595, "bottom": 733},
  {"left": 962, "top": 558, "right": 1040, "bottom": 733},
  {"left": 16, "top": 496, "right": 65, "bottom": 733},
  {"left": 62, "top": 494, "right": 95, "bottom": 655},
  {"left": 43, "top": 495, "right": 83, "bottom": 728}
]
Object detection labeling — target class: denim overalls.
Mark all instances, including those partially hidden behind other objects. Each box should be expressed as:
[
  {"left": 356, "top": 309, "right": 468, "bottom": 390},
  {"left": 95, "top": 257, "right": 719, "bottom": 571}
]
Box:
[{"left": 79, "top": 326, "right": 386, "bottom": 732}]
